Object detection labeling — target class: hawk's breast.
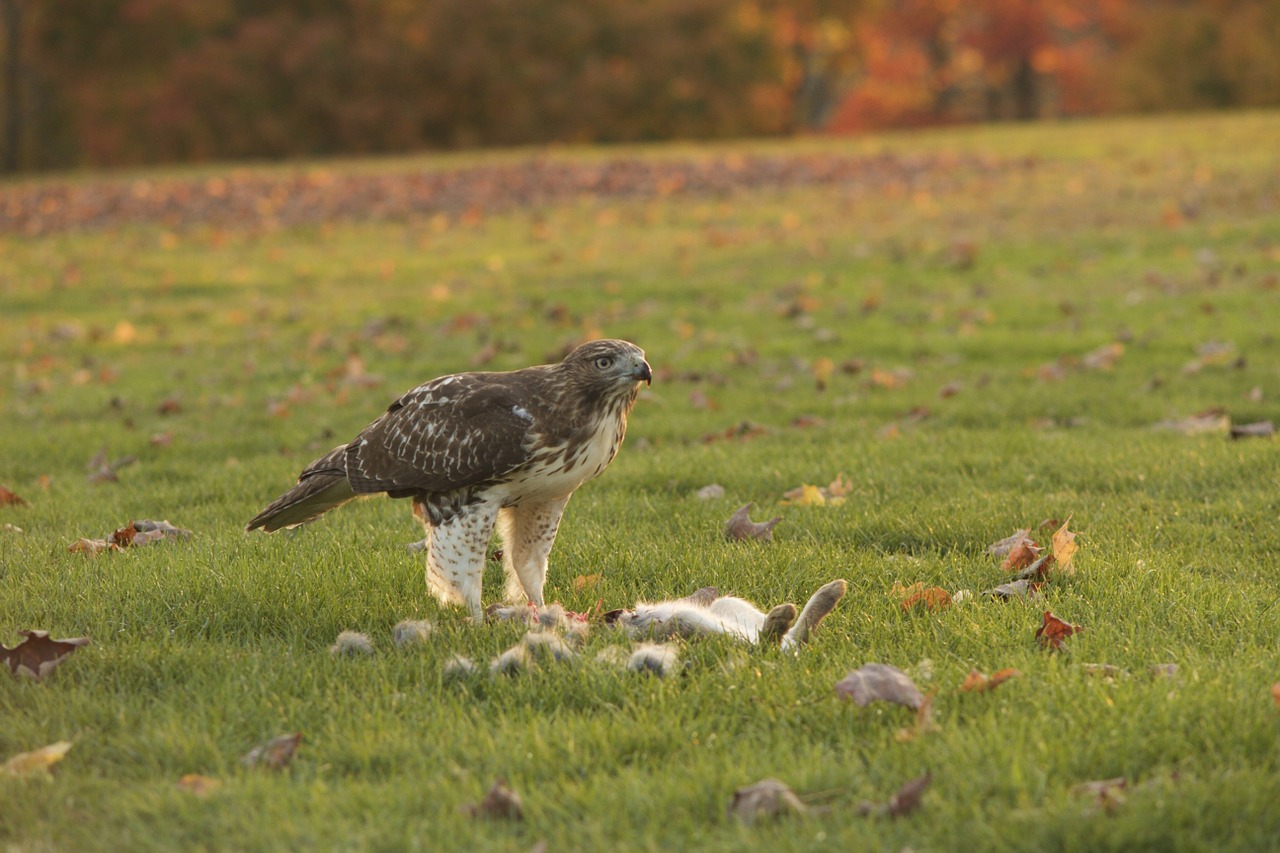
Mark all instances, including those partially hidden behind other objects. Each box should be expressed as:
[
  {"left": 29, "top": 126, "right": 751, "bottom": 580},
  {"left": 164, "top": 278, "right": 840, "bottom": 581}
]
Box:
[{"left": 494, "top": 404, "right": 627, "bottom": 505}]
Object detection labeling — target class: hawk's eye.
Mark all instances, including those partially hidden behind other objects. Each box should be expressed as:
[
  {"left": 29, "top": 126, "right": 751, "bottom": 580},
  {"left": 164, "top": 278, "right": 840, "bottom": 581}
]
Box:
[{"left": 593, "top": 356, "right": 614, "bottom": 370}]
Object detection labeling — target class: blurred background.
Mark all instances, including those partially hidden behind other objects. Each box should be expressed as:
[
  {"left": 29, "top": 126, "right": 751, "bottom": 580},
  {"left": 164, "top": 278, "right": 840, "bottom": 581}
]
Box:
[{"left": 2, "top": 0, "right": 1279, "bottom": 174}]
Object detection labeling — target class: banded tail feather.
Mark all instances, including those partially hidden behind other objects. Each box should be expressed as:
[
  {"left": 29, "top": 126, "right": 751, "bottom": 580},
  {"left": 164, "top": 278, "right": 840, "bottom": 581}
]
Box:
[{"left": 245, "top": 445, "right": 357, "bottom": 532}]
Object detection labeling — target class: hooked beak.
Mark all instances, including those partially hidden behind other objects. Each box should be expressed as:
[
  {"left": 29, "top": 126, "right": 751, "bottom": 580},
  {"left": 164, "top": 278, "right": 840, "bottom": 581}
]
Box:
[{"left": 634, "top": 359, "right": 652, "bottom": 386}]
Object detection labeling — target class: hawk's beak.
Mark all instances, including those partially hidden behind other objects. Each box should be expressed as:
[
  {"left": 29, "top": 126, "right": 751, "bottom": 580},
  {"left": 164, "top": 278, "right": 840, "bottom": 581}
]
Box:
[{"left": 634, "top": 360, "right": 652, "bottom": 386}]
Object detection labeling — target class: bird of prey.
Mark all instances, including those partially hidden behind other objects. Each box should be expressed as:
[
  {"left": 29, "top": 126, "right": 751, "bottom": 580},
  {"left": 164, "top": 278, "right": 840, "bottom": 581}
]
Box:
[{"left": 246, "top": 339, "right": 652, "bottom": 620}]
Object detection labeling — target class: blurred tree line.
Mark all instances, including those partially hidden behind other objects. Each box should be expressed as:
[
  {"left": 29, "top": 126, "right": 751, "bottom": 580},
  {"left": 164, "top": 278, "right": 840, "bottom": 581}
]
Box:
[{"left": 1, "top": 0, "right": 1278, "bottom": 172}]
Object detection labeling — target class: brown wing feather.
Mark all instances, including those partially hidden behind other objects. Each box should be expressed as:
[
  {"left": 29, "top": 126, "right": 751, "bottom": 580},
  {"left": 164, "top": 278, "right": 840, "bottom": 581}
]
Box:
[{"left": 344, "top": 372, "right": 540, "bottom": 497}]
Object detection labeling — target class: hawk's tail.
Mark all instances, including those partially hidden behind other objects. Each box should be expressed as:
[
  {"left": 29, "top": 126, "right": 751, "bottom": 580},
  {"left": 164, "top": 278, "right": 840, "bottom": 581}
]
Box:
[{"left": 245, "top": 445, "right": 358, "bottom": 533}]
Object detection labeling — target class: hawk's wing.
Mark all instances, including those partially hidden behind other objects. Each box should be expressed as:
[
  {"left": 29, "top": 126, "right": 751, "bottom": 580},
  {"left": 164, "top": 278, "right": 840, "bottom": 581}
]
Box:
[{"left": 344, "top": 373, "right": 538, "bottom": 498}]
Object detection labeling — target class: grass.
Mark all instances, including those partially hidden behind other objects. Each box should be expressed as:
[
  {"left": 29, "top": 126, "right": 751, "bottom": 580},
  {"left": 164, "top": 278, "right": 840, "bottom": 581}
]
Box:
[{"left": 3, "top": 110, "right": 1280, "bottom": 851}]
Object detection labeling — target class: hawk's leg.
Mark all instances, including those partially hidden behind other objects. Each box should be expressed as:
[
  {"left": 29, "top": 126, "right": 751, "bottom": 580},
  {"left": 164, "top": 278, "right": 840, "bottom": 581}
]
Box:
[
  {"left": 417, "top": 497, "right": 500, "bottom": 621},
  {"left": 496, "top": 496, "right": 570, "bottom": 607}
]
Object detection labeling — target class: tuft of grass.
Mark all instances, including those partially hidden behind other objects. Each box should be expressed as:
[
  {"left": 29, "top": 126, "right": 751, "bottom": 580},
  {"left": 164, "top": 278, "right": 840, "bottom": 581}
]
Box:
[{"left": 3, "top": 112, "right": 1280, "bottom": 850}]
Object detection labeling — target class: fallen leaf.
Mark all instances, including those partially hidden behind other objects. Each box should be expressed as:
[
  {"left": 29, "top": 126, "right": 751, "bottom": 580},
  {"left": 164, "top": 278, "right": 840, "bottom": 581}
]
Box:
[
  {"left": 1011, "top": 552, "right": 1056, "bottom": 581},
  {"left": 86, "top": 447, "right": 138, "bottom": 484},
  {"left": 0, "top": 485, "right": 27, "bottom": 506},
  {"left": 1154, "top": 409, "right": 1230, "bottom": 435},
  {"left": 1, "top": 630, "right": 90, "bottom": 681},
  {"left": 781, "top": 473, "right": 849, "bottom": 507},
  {"left": 1001, "top": 541, "right": 1042, "bottom": 571},
  {"left": 2, "top": 741, "right": 73, "bottom": 777},
  {"left": 466, "top": 779, "right": 524, "bottom": 820},
  {"left": 1271, "top": 683, "right": 1280, "bottom": 708},
  {"left": 1051, "top": 520, "right": 1078, "bottom": 574},
  {"left": 240, "top": 733, "right": 302, "bottom": 770},
  {"left": 987, "top": 528, "right": 1033, "bottom": 558},
  {"left": 894, "top": 693, "right": 937, "bottom": 742},
  {"left": 1230, "top": 421, "right": 1275, "bottom": 440},
  {"left": 895, "top": 583, "right": 952, "bottom": 612},
  {"left": 1036, "top": 611, "right": 1083, "bottom": 651},
  {"left": 982, "top": 579, "right": 1042, "bottom": 599},
  {"left": 68, "top": 537, "right": 117, "bottom": 555},
  {"left": 886, "top": 773, "right": 932, "bottom": 817},
  {"left": 572, "top": 573, "right": 601, "bottom": 591},
  {"left": 1082, "top": 342, "right": 1124, "bottom": 370},
  {"left": 728, "top": 778, "right": 809, "bottom": 822},
  {"left": 724, "top": 503, "right": 782, "bottom": 542},
  {"left": 961, "top": 668, "right": 1022, "bottom": 692},
  {"left": 835, "top": 663, "right": 925, "bottom": 709},
  {"left": 176, "top": 774, "right": 223, "bottom": 796}
]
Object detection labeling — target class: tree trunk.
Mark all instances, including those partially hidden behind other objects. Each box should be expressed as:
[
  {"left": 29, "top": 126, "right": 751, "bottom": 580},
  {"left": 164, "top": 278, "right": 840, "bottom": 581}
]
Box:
[
  {"left": 1, "top": 0, "right": 21, "bottom": 173},
  {"left": 1012, "top": 56, "right": 1038, "bottom": 121}
]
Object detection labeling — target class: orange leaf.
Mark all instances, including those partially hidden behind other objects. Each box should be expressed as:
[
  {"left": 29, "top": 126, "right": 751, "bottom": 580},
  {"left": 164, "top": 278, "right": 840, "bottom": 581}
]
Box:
[
  {"left": 572, "top": 573, "right": 601, "bottom": 592},
  {"left": 1036, "top": 611, "right": 1083, "bottom": 651},
  {"left": 900, "top": 586, "right": 952, "bottom": 612},
  {"left": 1052, "top": 520, "right": 1078, "bottom": 574},
  {"left": 1271, "top": 683, "right": 1280, "bottom": 708},
  {"left": 176, "top": 774, "right": 223, "bottom": 796},
  {"left": 0, "top": 486, "right": 27, "bottom": 507},
  {"left": 961, "top": 668, "right": 1022, "bottom": 692},
  {"left": 1001, "top": 541, "right": 1042, "bottom": 571}
]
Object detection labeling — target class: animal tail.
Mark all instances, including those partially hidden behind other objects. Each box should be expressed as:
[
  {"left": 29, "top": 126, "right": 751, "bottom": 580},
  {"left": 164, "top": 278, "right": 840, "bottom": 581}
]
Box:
[{"left": 245, "top": 445, "right": 358, "bottom": 532}]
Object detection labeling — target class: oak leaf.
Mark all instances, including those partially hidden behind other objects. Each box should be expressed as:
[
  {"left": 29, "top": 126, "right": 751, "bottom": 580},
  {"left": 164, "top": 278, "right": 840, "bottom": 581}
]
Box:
[
  {"left": 2, "top": 741, "right": 73, "bottom": 777},
  {"left": 835, "top": 663, "right": 924, "bottom": 709},
  {"left": 1036, "top": 611, "right": 1083, "bottom": 651},
  {"left": 1, "top": 630, "right": 90, "bottom": 681},
  {"left": 724, "top": 503, "right": 782, "bottom": 541}
]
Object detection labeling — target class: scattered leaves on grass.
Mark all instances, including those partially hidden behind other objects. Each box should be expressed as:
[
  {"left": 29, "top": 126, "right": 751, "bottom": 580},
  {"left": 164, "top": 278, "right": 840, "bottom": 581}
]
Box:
[
  {"left": 835, "top": 663, "right": 925, "bottom": 709},
  {"left": 781, "top": 473, "right": 851, "bottom": 507},
  {"left": 0, "top": 485, "right": 27, "bottom": 506},
  {"left": 2, "top": 741, "right": 73, "bottom": 777},
  {"left": 893, "top": 582, "right": 952, "bottom": 612},
  {"left": 724, "top": 503, "right": 782, "bottom": 541},
  {"left": 728, "top": 778, "right": 809, "bottom": 823},
  {"left": 1, "top": 630, "right": 90, "bottom": 681},
  {"left": 240, "top": 733, "right": 302, "bottom": 770},
  {"left": 466, "top": 779, "right": 524, "bottom": 821},
  {"left": 1011, "top": 553, "right": 1055, "bottom": 581},
  {"left": 176, "top": 774, "right": 223, "bottom": 796},
  {"left": 1036, "top": 611, "right": 1083, "bottom": 651},
  {"left": 961, "top": 668, "right": 1022, "bottom": 692},
  {"left": 1051, "top": 520, "right": 1079, "bottom": 574},
  {"left": 982, "top": 579, "right": 1042, "bottom": 599},
  {"left": 68, "top": 519, "right": 193, "bottom": 555},
  {"left": 1230, "top": 420, "right": 1275, "bottom": 440}
]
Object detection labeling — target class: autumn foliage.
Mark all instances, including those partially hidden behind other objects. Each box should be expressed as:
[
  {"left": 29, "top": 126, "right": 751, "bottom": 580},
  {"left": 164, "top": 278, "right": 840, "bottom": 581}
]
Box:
[{"left": 2, "top": 0, "right": 1279, "bottom": 170}]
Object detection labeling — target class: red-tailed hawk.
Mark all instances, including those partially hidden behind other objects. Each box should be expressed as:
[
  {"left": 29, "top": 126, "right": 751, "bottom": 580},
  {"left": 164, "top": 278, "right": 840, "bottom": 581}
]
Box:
[{"left": 247, "top": 339, "right": 651, "bottom": 619}]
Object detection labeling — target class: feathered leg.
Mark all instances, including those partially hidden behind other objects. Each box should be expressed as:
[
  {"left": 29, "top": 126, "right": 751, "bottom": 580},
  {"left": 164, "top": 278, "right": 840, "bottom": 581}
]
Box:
[
  {"left": 417, "top": 498, "right": 500, "bottom": 621},
  {"left": 496, "top": 497, "right": 570, "bottom": 607}
]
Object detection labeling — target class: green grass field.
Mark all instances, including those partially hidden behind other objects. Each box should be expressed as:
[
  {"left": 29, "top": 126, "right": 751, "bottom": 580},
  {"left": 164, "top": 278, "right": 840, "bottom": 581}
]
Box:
[{"left": 3, "top": 111, "right": 1280, "bottom": 851}]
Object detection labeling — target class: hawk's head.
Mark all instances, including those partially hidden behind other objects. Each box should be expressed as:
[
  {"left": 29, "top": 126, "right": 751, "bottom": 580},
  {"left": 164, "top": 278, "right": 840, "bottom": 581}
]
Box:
[{"left": 560, "top": 339, "right": 651, "bottom": 402}]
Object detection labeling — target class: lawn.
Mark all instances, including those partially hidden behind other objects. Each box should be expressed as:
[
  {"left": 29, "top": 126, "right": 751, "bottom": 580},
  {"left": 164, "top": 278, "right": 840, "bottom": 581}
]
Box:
[{"left": 2, "top": 111, "right": 1280, "bottom": 851}]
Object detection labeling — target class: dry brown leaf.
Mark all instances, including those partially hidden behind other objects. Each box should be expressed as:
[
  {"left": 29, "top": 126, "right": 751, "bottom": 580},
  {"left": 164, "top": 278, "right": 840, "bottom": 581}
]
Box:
[
  {"left": 68, "top": 537, "right": 117, "bottom": 555},
  {"left": 2, "top": 741, "right": 73, "bottom": 777},
  {"left": 572, "top": 573, "right": 601, "bottom": 591},
  {"left": 835, "top": 663, "right": 925, "bottom": 709},
  {"left": 728, "top": 778, "right": 809, "bottom": 823},
  {"left": 240, "top": 733, "right": 302, "bottom": 770},
  {"left": 982, "top": 579, "right": 1042, "bottom": 599},
  {"left": 176, "top": 774, "right": 223, "bottom": 796},
  {"left": 987, "top": 528, "right": 1033, "bottom": 558},
  {"left": 1155, "top": 409, "right": 1230, "bottom": 435},
  {"left": 1, "top": 630, "right": 90, "bottom": 681},
  {"left": 896, "top": 584, "right": 952, "bottom": 612},
  {"left": 724, "top": 503, "right": 782, "bottom": 542},
  {"left": 1001, "top": 541, "right": 1042, "bottom": 571},
  {"left": 1271, "top": 683, "right": 1280, "bottom": 708},
  {"left": 0, "top": 485, "right": 27, "bottom": 506},
  {"left": 894, "top": 693, "right": 937, "bottom": 742},
  {"left": 1083, "top": 342, "right": 1124, "bottom": 370},
  {"left": 961, "top": 668, "right": 1022, "bottom": 693},
  {"left": 86, "top": 448, "right": 138, "bottom": 484},
  {"left": 1036, "top": 611, "right": 1083, "bottom": 651},
  {"left": 1051, "top": 520, "right": 1078, "bottom": 574},
  {"left": 1072, "top": 777, "right": 1128, "bottom": 813},
  {"left": 781, "top": 473, "right": 849, "bottom": 507},
  {"left": 466, "top": 779, "right": 524, "bottom": 820},
  {"left": 886, "top": 773, "right": 932, "bottom": 817}
]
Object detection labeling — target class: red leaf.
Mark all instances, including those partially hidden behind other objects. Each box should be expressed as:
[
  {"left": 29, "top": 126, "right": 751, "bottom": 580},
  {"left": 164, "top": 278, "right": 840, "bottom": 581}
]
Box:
[
  {"left": 1, "top": 630, "right": 90, "bottom": 681},
  {"left": 1036, "top": 611, "right": 1083, "bottom": 651}
]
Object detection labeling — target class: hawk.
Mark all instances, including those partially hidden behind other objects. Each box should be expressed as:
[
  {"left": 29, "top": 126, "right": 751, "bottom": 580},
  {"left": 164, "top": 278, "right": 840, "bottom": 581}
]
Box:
[{"left": 246, "top": 339, "right": 651, "bottom": 620}]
